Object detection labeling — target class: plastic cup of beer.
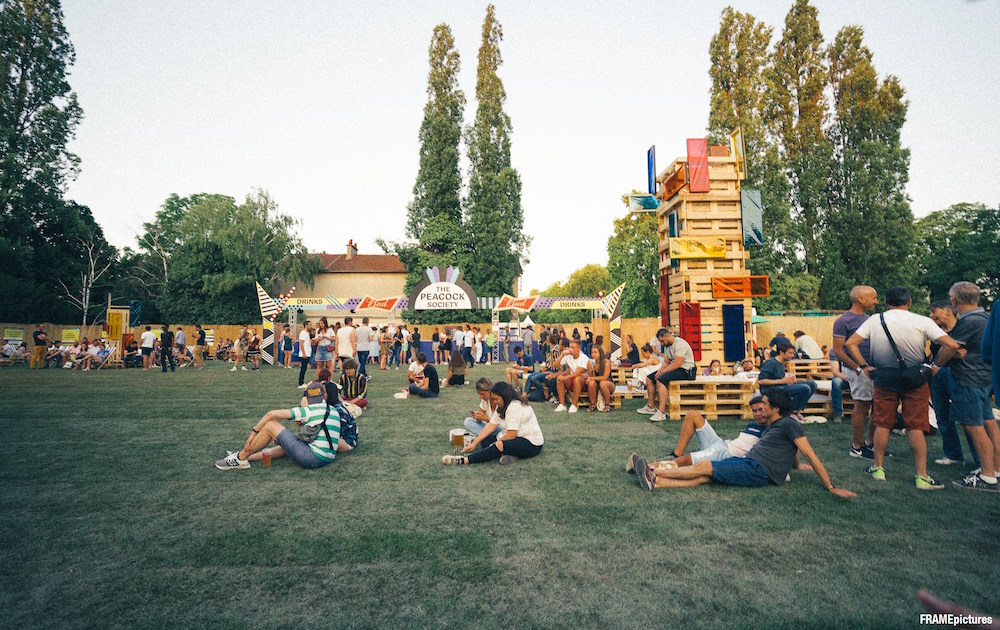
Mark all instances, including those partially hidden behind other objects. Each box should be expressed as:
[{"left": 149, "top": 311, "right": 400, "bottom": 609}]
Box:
[
  {"left": 627, "top": 382, "right": 634, "bottom": 393},
  {"left": 262, "top": 449, "right": 272, "bottom": 467}
]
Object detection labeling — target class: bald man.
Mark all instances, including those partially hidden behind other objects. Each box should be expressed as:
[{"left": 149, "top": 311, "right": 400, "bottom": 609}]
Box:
[{"left": 833, "top": 286, "right": 878, "bottom": 459}]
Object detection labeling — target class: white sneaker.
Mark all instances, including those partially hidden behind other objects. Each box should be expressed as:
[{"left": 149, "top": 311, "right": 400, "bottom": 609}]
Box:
[
  {"left": 568, "top": 405, "right": 578, "bottom": 414},
  {"left": 548, "top": 397, "right": 557, "bottom": 404},
  {"left": 215, "top": 452, "right": 250, "bottom": 470},
  {"left": 230, "top": 366, "right": 237, "bottom": 372},
  {"left": 241, "top": 366, "right": 248, "bottom": 371},
  {"left": 637, "top": 405, "right": 656, "bottom": 414},
  {"left": 554, "top": 404, "right": 566, "bottom": 412},
  {"left": 297, "top": 383, "right": 308, "bottom": 389},
  {"left": 934, "top": 457, "right": 962, "bottom": 465},
  {"left": 649, "top": 410, "right": 667, "bottom": 422}
]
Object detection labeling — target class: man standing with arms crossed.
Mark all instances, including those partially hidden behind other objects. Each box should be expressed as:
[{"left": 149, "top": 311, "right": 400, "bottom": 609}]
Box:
[
  {"left": 30, "top": 325, "right": 47, "bottom": 369},
  {"left": 194, "top": 324, "right": 206, "bottom": 369},
  {"left": 833, "top": 286, "right": 879, "bottom": 459}
]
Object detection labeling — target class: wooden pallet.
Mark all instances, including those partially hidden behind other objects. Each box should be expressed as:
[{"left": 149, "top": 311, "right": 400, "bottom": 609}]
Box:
[
  {"left": 575, "top": 389, "right": 623, "bottom": 410},
  {"left": 664, "top": 379, "right": 755, "bottom": 420},
  {"left": 787, "top": 360, "right": 834, "bottom": 380}
]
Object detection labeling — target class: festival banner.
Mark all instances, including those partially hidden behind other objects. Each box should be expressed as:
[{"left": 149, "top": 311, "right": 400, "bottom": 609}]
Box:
[
  {"left": 668, "top": 237, "right": 727, "bottom": 259},
  {"left": 3, "top": 327, "right": 23, "bottom": 341},
  {"left": 408, "top": 266, "right": 478, "bottom": 310},
  {"left": 61, "top": 328, "right": 80, "bottom": 343},
  {"left": 357, "top": 295, "right": 402, "bottom": 311},
  {"left": 495, "top": 294, "right": 538, "bottom": 312},
  {"left": 548, "top": 298, "right": 604, "bottom": 310}
]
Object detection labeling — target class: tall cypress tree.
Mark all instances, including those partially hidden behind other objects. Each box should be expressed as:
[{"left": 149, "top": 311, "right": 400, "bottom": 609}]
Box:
[
  {"left": 819, "top": 25, "right": 914, "bottom": 306},
  {"left": 396, "top": 24, "right": 466, "bottom": 288},
  {"left": 463, "top": 4, "right": 528, "bottom": 297},
  {"left": 765, "top": 0, "right": 831, "bottom": 275}
]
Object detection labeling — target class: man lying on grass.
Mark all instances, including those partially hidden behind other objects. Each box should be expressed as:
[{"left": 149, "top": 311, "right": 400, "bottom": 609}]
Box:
[
  {"left": 630, "top": 390, "right": 856, "bottom": 497},
  {"left": 626, "top": 397, "right": 768, "bottom": 474},
  {"left": 216, "top": 368, "right": 351, "bottom": 471}
]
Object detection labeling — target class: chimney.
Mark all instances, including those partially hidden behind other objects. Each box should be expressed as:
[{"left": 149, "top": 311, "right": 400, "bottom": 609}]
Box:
[{"left": 346, "top": 239, "right": 358, "bottom": 259}]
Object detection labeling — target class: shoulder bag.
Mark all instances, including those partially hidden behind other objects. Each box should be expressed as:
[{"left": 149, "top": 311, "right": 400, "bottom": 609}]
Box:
[{"left": 870, "top": 313, "right": 932, "bottom": 393}]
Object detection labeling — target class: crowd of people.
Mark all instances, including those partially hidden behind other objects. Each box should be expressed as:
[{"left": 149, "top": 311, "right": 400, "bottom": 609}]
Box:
[{"left": 11, "top": 278, "right": 998, "bottom": 494}]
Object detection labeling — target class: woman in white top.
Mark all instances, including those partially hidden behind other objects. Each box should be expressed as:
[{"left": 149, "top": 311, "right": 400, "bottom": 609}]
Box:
[{"left": 443, "top": 382, "right": 544, "bottom": 465}]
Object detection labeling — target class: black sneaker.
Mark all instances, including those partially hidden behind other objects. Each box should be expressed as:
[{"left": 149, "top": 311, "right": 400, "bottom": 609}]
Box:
[
  {"left": 635, "top": 458, "right": 655, "bottom": 491},
  {"left": 964, "top": 466, "right": 982, "bottom": 478},
  {"left": 953, "top": 474, "right": 999, "bottom": 492},
  {"left": 849, "top": 444, "right": 875, "bottom": 459}
]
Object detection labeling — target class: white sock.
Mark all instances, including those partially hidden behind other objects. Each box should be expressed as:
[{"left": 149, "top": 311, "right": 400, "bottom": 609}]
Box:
[{"left": 980, "top": 474, "right": 998, "bottom": 484}]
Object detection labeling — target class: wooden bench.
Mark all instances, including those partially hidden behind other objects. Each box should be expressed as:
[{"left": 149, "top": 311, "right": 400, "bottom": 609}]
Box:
[
  {"left": 575, "top": 388, "right": 623, "bottom": 410},
  {"left": 666, "top": 378, "right": 756, "bottom": 420}
]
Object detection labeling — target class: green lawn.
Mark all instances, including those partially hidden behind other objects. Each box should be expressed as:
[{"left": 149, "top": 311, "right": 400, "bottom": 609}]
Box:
[{"left": 1, "top": 361, "right": 997, "bottom": 628}]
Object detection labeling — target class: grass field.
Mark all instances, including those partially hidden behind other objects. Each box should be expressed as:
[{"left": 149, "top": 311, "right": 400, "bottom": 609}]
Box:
[{"left": 1, "top": 361, "right": 998, "bottom": 628}]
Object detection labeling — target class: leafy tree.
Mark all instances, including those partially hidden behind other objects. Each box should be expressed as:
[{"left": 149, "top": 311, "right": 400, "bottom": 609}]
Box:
[
  {"left": 818, "top": 25, "right": 914, "bottom": 307},
  {"left": 916, "top": 203, "right": 999, "bottom": 308},
  {"left": 607, "top": 192, "right": 659, "bottom": 318},
  {"left": 463, "top": 4, "right": 529, "bottom": 299},
  {"left": 165, "top": 190, "right": 319, "bottom": 322},
  {"left": 764, "top": 0, "right": 831, "bottom": 275},
  {"left": 0, "top": 0, "right": 109, "bottom": 323}
]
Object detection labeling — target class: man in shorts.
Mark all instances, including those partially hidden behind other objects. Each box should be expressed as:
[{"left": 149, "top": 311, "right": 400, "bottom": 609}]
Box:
[
  {"left": 626, "top": 397, "right": 768, "bottom": 476},
  {"left": 941, "top": 281, "right": 1000, "bottom": 491},
  {"left": 639, "top": 328, "right": 696, "bottom": 422},
  {"left": 555, "top": 339, "right": 590, "bottom": 413},
  {"left": 833, "top": 285, "right": 878, "bottom": 458},
  {"left": 632, "top": 390, "right": 856, "bottom": 498},
  {"left": 845, "top": 286, "right": 960, "bottom": 489}
]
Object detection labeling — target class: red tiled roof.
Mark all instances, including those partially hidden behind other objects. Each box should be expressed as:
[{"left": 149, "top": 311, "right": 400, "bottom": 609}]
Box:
[{"left": 318, "top": 253, "right": 405, "bottom": 274}]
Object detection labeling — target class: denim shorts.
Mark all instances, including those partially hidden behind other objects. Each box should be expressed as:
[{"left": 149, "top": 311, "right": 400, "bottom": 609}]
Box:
[
  {"left": 690, "top": 422, "right": 732, "bottom": 464},
  {"left": 275, "top": 428, "right": 330, "bottom": 469},
  {"left": 315, "top": 346, "right": 333, "bottom": 361},
  {"left": 950, "top": 382, "right": 993, "bottom": 427},
  {"left": 710, "top": 457, "right": 770, "bottom": 487}
]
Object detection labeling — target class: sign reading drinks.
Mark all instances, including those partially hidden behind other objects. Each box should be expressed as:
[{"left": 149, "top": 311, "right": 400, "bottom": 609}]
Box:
[{"left": 408, "top": 266, "right": 478, "bottom": 310}]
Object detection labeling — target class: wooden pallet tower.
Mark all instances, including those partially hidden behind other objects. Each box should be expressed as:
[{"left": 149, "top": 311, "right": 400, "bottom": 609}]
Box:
[{"left": 655, "top": 139, "right": 763, "bottom": 368}]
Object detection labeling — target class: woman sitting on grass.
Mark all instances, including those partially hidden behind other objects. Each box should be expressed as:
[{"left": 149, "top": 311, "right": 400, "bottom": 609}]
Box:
[
  {"left": 443, "top": 347, "right": 467, "bottom": 387},
  {"left": 443, "top": 382, "right": 544, "bottom": 466},
  {"left": 586, "top": 345, "right": 615, "bottom": 412},
  {"left": 215, "top": 368, "right": 348, "bottom": 471}
]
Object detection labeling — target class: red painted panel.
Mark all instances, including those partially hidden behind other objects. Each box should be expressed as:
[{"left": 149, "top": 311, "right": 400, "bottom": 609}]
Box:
[
  {"left": 686, "top": 138, "right": 710, "bottom": 193},
  {"left": 679, "top": 301, "right": 702, "bottom": 361},
  {"left": 660, "top": 270, "right": 670, "bottom": 327}
]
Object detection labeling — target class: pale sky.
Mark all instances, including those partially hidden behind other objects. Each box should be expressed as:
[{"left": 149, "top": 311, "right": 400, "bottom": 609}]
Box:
[{"left": 62, "top": 0, "right": 1000, "bottom": 296}]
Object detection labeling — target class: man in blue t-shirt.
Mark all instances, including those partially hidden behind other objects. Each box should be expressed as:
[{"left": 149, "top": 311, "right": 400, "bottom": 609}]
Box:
[
  {"left": 632, "top": 390, "right": 856, "bottom": 498},
  {"left": 757, "top": 342, "right": 817, "bottom": 419}
]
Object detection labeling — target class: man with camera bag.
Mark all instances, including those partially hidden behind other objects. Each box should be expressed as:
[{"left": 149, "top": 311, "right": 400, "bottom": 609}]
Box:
[{"left": 845, "top": 287, "right": 960, "bottom": 489}]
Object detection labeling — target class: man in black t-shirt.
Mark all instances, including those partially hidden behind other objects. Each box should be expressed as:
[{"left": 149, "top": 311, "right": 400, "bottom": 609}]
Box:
[
  {"left": 633, "top": 390, "right": 855, "bottom": 498},
  {"left": 407, "top": 352, "right": 439, "bottom": 398},
  {"left": 160, "top": 324, "right": 176, "bottom": 372},
  {"left": 31, "top": 325, "right": 47, "bottom": 369}
]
